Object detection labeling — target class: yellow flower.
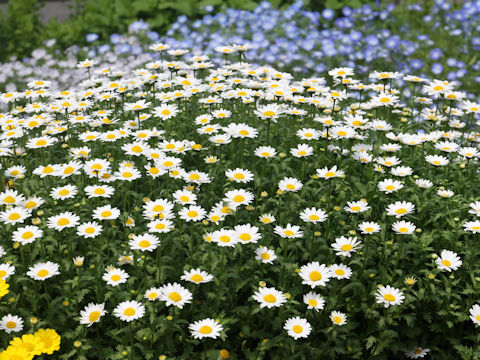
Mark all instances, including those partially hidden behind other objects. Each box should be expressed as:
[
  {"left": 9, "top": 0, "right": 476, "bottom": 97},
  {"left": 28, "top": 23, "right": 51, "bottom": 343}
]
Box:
[
  {"left": 0, "top": 280, "right": 9, "bottom": 298},
  {"left": 0, "top": 345, "right": 34, "bottom": 360},
  {"left": 405, "top": 277, "right": 416, "bottom": 286},
  {"left": 9, "top": 334, "right": 43, "bottom": 356},
  {"left": 33, "top": 329, "right": 61, "bottom": 355},
  {"left": 219, "top": 349, "right": 230, "bottom": 359}
]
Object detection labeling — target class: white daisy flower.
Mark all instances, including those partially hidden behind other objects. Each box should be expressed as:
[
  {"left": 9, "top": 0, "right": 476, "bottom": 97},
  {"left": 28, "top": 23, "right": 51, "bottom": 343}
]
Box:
[
  {"left": 375, "top": 285, "right": 405, "bottom": 308},
  {"left": 76, "top": 222, "right": 103, "bottom": 239},
  {"left": 469, "top": 304, "right": 480, "bottom": 326},
  {"left": 303, "top": 292, "right": 325, "bottom": 311},
  {"left": 252, "top": 286, "right": 287, "bottom": 309},
  {"left": 330, "top": 311, "right": 347, "bottom": 326},
  {"left": 46, "top": 211, "right": 80, "bottom": 231},
  {"left": 329, "top": 264, "right": 352, "bottom": 279},
  {"left": 332, "top": 236, "right": 362, "bottom": 257},
  {"left": 102, "top": 267, "right": 129, "bottom": 287},
  {"left": 255, "top": 246, "right": 277, "bottom": 264},
  {"left": 189, "top": 318, "right": 223, "bottom": 339},
  {"left": 358, "top": 222, "right": 381, "bottom": 234},
  {"left": 12, "top": 225, "right": 43, "bottom": 245},
  {"left": 26, "top": 262, "right": 60, "bottom": 281},
  {"left": 299, "top": 207, "right": 328, "bottom": 224},
  {"left": 274, "top": 224, "right": 304, "bottom": 239},
  {"left": 391, "top": 220, "right": 416, "bottom": 235},
  {"left": 0, "top": 314, "right": 23, "bottom": 333},
  {"left": 180, "top": 269, "right": 213, "bottom": 284},
  {"left": 435, "top": 249, "right": 462, "bottom": 272},
  {"left": 113, "top": 300, "right": 145, "bottom": 322},
  {"left": 79, "top": 303, "right": 107, "bottom": 327},
  {"left": 298, "top": 262, "right": 331, "bottom": 288},
  {"left": 386, "top": 201, "right": 415, "bottom": 218},
  {"left": 283, "top": 317, "right": 312, "bottom": 340},
  {"left": 159, "top": 283, "right": 193, "bottom": 309}
]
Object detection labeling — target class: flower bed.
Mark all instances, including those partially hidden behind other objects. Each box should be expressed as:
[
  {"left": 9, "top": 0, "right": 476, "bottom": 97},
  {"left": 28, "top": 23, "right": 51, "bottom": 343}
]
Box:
[{"left": 0, "top": 46, "right": 480, "bottom": 359}]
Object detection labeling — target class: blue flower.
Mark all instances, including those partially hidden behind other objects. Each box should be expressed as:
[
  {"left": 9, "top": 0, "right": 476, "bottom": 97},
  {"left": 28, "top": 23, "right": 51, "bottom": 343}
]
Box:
[
  {"left": 431, "top": 63, "right": 443, "bottom": 75},
  {"left": 322, "top": 9, "right": 335, "bottom": 21},
  {"left": 86, "top": 33, "right": 99, "bottom": 43},
  {"left": 429, "top": 48, "right": 443, "bottom": 60},
  {"left": 410, "top": 59, "right": 424, "bottom": 70},
  {"left": 342, "top": 6, "right": 352, "bottom": 16},
  {"left": 110, "top": 34, "right": 122, "bottom": 44}
]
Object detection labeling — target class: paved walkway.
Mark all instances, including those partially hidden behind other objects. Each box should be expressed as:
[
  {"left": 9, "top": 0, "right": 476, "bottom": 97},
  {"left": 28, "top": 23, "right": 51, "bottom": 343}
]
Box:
[{"left": 0, "top": 1, "right": 73, "bottom": 23}]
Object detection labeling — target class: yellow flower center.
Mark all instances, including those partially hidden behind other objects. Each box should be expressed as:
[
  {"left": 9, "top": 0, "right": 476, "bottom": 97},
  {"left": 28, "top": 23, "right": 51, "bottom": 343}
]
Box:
[
  {"left": 138, "top": 240, "right": 151, "bottom": 248},
  {"left": 123, "top": 308, "right": 135, "bottom": 316},
  {"left": 168, "top": 292, "right": 182, "bottom": 302},
  {"left": 234, "top": 173, "right": 245, "bottom": 179},
  {"left": 4, "top": 196, "right": 15, "bottom": 203},
  {"left": 264, "top": 294, "right": 276, "bottom": 303},
  {"left": 261, "top": 253, "right": 270, "bottom": 260},
  {"left": 333, "top": 316, "right": 342, "bottom": 324},
  {"left": 189, "top": 174, "right": 200, "bottom": 180},
  {"left": 37, "top": 269, "right": 49, "bottom": 277},
  {"left": 89, "top": 311, "right": 101, "bottom": 322},
  {"left": 341, "top": 244, "right": 353, "bottom": 251},
  {"left": 284, "top": 230, "right": 294, "bottom": 236},
  {"left": 176, "top": 196, "right": 190, "bottom": 203},
  {"left": 9, "top": 213, "right": 21, "bottom": 221},
  {"left": 239, "top": 233, "right": 251, "bottom": 241},
  {"left": 233, "top": 195, "right": 245, "bottom": 203},
  {"left": 309, "top": 215, "right": 319, "bottom": 221},
  {"left": 22, "top": 231, "right": 34, "bottom": 239},
  {"left": 441, "top": 259, "right": 451, "bottom": 267},
  {"left": 383, "top": 294, "right": 395, "bottom": 302},
  {"left": 6, "top": 321, "right": 16, "bottom": 329},
  {"left": 324, "top": 171, "right": 335, "bottom": 177},
  {"left": 395, "top": 208, "right": 407, "bottom": 214},
  {"left": 152, "top": 205, "right": 164, "bottom": 212},
  {"left": 111, "top": 275, "right": 121, "bottom": 281},
  {"left": 399, "top": 227, "right": 409, "bottom": 233},
  {"left": 187, "top": 211, "right": 198, "bottom": 218},
  {"left": 57, "top": 218, "right": 70, "bottom": 226},
  {"left": 385, "top": 185, "right": 395, "bottom": 191},
  {"left": 308, "top": 299, "right": 318, "bottom": 307},
  {"left": 335, "top": 269, "right": 345, "bottom": 276},
  {"left": 292, "top": 325, "right": 303, "bottom": 333},
  {"left": 101, "top": 211, "right": 112, "bottom": 218},
  {"left": 59, "top": 189, "right": 70, "bottom": 196},
  {"left": 365, "top": 227, "right": 374, "bottom": 232},
  {"left": 36, "top": 139, "right": 47, "bottom": 146},
  {"left": 191, "top": 274, "right": 203, "bottom": 282},
  {"left": 309, "top": 271, "right": 322, "bottom": 281},
  {"left": 219, "top": 235, "right": 231, "bottom": 243},
  {"left": 351, "top": 206, "right": 361, "bottom": 211},
  {"left": 263, "top": 111, "right": 275, "bottom": 117},
  {"left": 199, "top": 325, "right": 212, "bottom": 334}
]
